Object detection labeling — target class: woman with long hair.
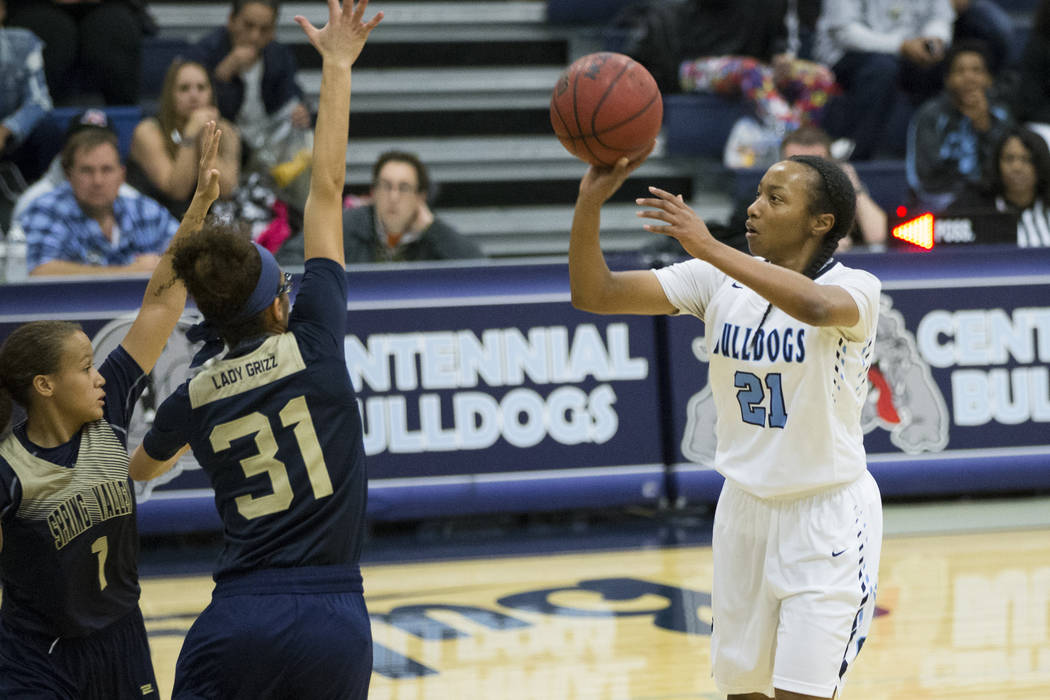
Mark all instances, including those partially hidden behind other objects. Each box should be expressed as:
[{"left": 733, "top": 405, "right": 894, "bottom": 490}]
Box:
[
  {"left": 949, "top": 126, "right": 1050, "bottom": 247},
  {"left": 128, "top": 58, "right": 240, "bottom": 218},
  {"left": 569, "top": 148, "right": 882, "bottom": 700},
  {"left": 0, "top": 124, "right": 223, "bottom": 698}
]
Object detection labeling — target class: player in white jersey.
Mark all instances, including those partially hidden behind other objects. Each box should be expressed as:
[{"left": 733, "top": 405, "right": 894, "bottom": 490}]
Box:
[{"left": 569, "top": 149, "right": 881, "bottom": 700}]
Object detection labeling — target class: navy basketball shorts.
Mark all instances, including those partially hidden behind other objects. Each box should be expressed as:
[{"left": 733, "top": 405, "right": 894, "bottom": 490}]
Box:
[
  {"left": 0, "top": 607, "right": 158, "bottom": 699},
  {"left": 173, "top": 565, "right": 372, "bottom": 700}
]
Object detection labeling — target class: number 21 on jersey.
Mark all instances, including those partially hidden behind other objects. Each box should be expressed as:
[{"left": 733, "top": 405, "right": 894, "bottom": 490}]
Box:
[
  {"left": 734, "top": 371, "right": 788, "bottom": 428},
  {"left": 209, "top": 395, "right": 333, "bottom": 520}
]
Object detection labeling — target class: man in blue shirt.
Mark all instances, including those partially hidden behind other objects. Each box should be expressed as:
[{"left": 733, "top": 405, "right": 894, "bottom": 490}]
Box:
[
  {"left": 0, "top": 0, "right": 58, "bottom": 185},
  {"left": 18, "top": 127, "right": 178, "bottom": 276}
]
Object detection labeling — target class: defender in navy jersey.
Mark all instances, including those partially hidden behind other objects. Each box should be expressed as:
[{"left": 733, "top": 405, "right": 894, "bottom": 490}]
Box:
[
  {"left": 130, "top": 4, "right": 383, "bottom": 699},
  {"left": 569, "top": 152, "right": 882, "bottom": 699},
  {"left": 0, "top": 125, "right": 225, "bottom": 698}
]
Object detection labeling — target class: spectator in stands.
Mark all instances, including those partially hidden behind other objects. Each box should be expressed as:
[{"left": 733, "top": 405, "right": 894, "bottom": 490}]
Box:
[
  {"left": 188, "top": 0, "right": 312, "bottom": 192},
  {"left": 791, "top": 0, "right": 823, "bottom": 61},
  {"left": 749, "top": 126, "right": 887, "bottom": 251},
  {"left": 277, "top": 150, "right": 483, "bottom": 264},
  {"left": 19, "top": 127, "right": 177, "bottom": 276},
  {"left": 907, "top": 39, "right": 1014, "bottom": 212},
  {"left": 944, "top": 125, "right": 1050, "bottom": 246},
  {"left": 952, "top": 0, "right": 1018, "bottom": 75},
  {"left": 645, "top": 125, "right": 887, "bottom": 262},
  {"left": 814, "top": 0, "right": 956, "bottom": 160},
  {"left": 675, "top": 0, "right": 839, "bottom": 162},
  {"left": 10, "top": 109, "right": 142, "bottom": 229},
  {"left": 5, "top": 0, "right": 150, "bottom": 106},
  {"left": 0, "top": 0, "right": 60, "bottom": 194},
  {"left": 1014, "top": 0, "right": 1050, "bottom": 130},
  {"left": 128, "top": 59, "right": 241, "bottom": 218}
]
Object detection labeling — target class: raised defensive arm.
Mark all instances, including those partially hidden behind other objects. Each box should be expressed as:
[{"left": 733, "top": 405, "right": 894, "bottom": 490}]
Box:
[{"left": 295, "top": 0, "right": 383, "bottom": 265}]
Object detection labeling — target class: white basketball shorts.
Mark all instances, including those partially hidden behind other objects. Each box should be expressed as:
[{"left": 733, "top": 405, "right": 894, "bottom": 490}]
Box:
[{"left": 710, "top": 471, "right": 882, "bottom": 698}]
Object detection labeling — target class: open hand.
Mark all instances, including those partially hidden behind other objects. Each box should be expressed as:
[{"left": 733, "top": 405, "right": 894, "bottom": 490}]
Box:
[
  {"left": 410, "top": 200, "right": 435, "bottom": 233},
  {"left": 194, "top": 121, "right": 222, "bottom": 203},
  {"left": 185, "top": 107, "right": 220, "bottom": 141},
  {"left": 578, "top": 142, "right": 655, "bottom": 207},
  {"left": 635, "top": 186, "right": 716, "bottom": 258},
  {"left": 295, "top": 0, "right": 383, "bottom": 65},
  {"left": 228, "top": 45, "right": 259, "bottom": 74}
]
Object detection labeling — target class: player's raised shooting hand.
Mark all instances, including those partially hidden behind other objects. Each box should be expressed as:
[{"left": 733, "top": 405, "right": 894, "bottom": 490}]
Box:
[
  {"left": 577, "top": 142, "right": 654, "bottom": 208},
  {"left": 193, "top": 121, "right": 222, "bottom": 205},
  {"left": 295, "top": 0, "right": 383, "bottom": 66}
]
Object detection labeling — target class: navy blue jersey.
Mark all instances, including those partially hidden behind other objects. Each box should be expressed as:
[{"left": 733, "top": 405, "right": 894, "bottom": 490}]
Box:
[
  {"left": 144, "top": 258, "right": 368, "bottom": 580},
  {"left": 0, "top": 346, "right": 148, "bottom": 638}
]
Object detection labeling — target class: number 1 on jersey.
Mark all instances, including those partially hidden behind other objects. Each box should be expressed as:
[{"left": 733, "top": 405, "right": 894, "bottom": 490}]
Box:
[
  {"left": 91, "top": 536, "right": 108, "bottom": 590},
  {"left": 280, "top": 395, "right": 333, "bottom": 499},
  {"left": 734, "top": 371, "right": 788, "bottom": 428}
]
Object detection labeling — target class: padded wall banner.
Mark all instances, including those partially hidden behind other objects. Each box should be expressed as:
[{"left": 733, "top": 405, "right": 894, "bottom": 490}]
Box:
[
  {"left": 0, "top": 273, "right": 667, "bottom": 527},
  {"left": 3, "top": 249, "right": 1049, "bottom": 530},
  {"left": 104, "top": 303, "right": 664, "bottom": 522}
]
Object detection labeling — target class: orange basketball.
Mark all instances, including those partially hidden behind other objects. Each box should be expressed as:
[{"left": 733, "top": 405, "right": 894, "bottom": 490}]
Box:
[{"left": 549, "top": 52, "right": 663, "bottom": 167}]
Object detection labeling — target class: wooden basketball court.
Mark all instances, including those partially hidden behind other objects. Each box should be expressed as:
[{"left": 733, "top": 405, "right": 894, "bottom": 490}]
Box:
[{"left": 139, "top": 497, "right": 1050, "bottom": 699}]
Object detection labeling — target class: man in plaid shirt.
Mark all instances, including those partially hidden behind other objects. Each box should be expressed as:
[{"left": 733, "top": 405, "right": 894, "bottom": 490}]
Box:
[{"left": 18, "top": 127, "right": 177, "bottom": 276}]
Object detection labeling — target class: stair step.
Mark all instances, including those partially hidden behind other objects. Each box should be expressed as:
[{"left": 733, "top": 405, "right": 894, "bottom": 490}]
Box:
[
  {"left": 345, "top": 134, "right": 673, "bottom": 178},
  {"left": 351, "top": 108, "right": 554, "bottom": 138},
  {"left": 342, "top": 135, "right": 704, "bottom": 208},
  {"left": 301, "top": 66, "right": 563, "bottom": 112},
  {"left": 292, "top": 39, "right": 568, "bottom": 70},
  {"left": 152, "top": 2, "right": 552, "bottom": 43},
  {"left": 449, "top": 197, "right": 733, "bottom": 258}
]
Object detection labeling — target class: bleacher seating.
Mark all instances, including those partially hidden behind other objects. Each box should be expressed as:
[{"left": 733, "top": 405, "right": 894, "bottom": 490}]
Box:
[
  {"left": 546, "top": 0, "right": 634, "bottom": 24},
  {"left": 140, "top": 37, "right": 193, "bottom": 102},
  {"left": 137, "top": 0, "right": 723, "bottom": 259},
  {"left": 86, "top": 0, "right": 1040, "bottom": 257},
  {"left": 663, "top": 94, "right": 751, "bottom": 160},
  {"left": 731, "top": 160, "right": 912, "bottom": 215}
]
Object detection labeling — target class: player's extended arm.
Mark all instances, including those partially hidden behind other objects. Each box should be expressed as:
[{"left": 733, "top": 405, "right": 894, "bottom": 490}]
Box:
[
  {"left": 121, "top": 124, "right": 222, "bottom": 373},
  {"left": 569, "top": 152, "right": 677, "bottom": 316},
  {"left": 637, "top": 186, "right": 860, "bottom": 327},
  {"left": 129, "top": 443, "right": 191, "bottom": 482},
  {"left": 294, "top": 0, "right": 382, "bottom": 265}
]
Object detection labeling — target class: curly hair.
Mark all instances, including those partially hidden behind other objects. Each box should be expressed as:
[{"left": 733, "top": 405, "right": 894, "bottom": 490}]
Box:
[
  {"left": 0, "top": 321, "right": 82, "bottom": 432},
  {"left": 789, "top": 155, "right": 856, "bottom": 279},
  {"left": 171, "top": 222, "right": 268, "bottom": 346}
]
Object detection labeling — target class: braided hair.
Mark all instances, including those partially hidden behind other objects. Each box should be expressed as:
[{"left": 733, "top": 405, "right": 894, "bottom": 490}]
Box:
[
  {"left": 789, "top": 154, "right": 856, "bottom": 280},
  {"left": 749, "top": 156, "right": 857, "bottom": 347}
]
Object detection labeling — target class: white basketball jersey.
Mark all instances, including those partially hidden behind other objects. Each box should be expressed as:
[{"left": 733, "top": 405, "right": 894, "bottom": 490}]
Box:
[{"left": 653, "top": 258, "right": 880, "bottom": 498}]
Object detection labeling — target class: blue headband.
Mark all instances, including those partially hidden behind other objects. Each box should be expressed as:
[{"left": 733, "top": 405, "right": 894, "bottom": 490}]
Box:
[
  {"left": 187, "top": 243, "right": 282, "bottom": 368},
  {"left": 229, "top": 242, "right": 282, "bottom": 324}
]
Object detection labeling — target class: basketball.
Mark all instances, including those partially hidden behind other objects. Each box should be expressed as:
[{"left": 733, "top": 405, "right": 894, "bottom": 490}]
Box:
[{"left": 549, "top": 52, "right": 663, "bottom": 167}]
